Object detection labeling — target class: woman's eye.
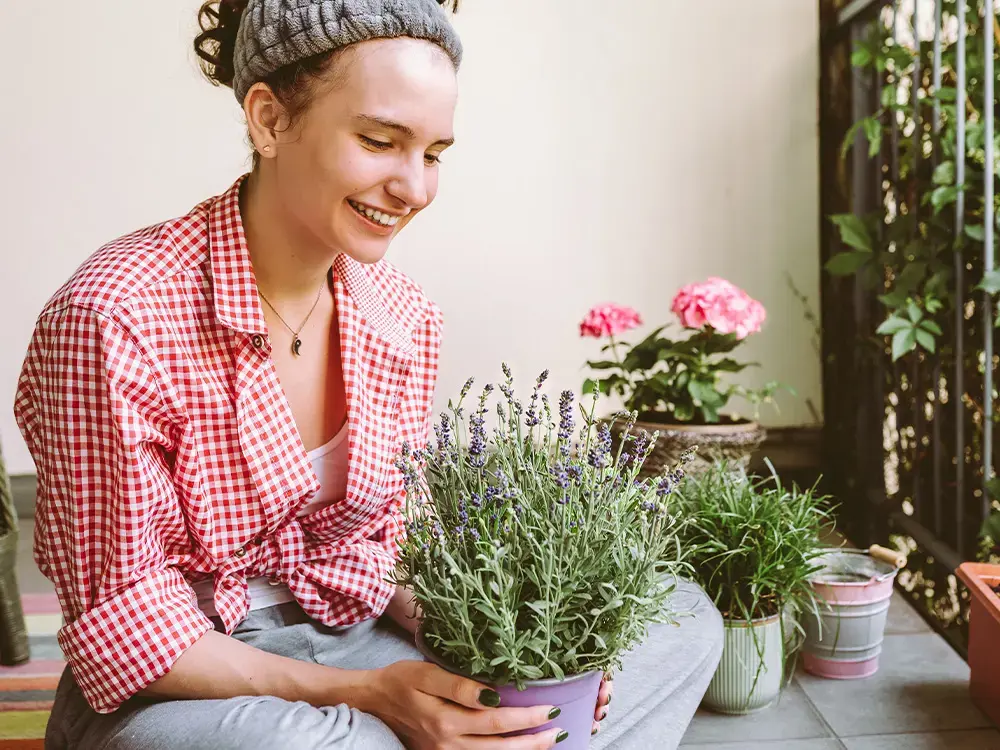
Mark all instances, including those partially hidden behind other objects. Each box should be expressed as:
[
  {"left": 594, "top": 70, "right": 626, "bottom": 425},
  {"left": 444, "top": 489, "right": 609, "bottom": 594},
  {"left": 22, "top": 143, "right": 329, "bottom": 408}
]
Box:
[
  {"left": 424, "top": 153, "right": 443, "bottom": 166},
  {"left": 360, "top": 135, "right": 391, "bottom": 150}
]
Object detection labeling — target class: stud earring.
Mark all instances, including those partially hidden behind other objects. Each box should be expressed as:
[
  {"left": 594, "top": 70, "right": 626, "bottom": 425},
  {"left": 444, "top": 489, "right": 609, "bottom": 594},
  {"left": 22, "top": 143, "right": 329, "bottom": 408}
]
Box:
[{"left": 262, "top": 145, "right": 271, "bottom": 153}]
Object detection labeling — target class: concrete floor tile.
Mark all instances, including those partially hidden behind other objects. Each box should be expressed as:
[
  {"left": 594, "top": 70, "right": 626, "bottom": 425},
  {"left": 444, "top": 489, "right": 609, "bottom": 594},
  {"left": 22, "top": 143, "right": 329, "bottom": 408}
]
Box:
[
  {"left": 682, "top": 739, "right": 845, "bottom": 750},
  {"left": 797, "top": 634, "right": 990, "bottom": 737},
  {"left": 842, "top": 729, "right": 1000, "bottom": 749},
  {"left": 681, "top": 682, "right": 833, "bottom": 744},
  {"left": 884, "top": 591, "right": 932, "bottom": 635}
]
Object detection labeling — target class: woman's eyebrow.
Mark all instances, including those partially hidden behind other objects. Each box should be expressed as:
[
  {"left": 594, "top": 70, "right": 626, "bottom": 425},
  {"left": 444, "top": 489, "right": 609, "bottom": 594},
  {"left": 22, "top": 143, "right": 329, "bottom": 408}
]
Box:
[{"left": 353, "top": 114, "right": 455, "bottom": 147}]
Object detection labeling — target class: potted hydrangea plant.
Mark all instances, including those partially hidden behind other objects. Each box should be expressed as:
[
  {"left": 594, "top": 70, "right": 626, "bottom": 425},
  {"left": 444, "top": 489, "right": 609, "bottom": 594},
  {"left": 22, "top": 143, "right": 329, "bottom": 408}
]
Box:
[
  {"left": 392, "top": 366, "right": 695, "bottom": 749},
  {"left": 579, "top": 278, "right": 785, "bottom": 476}
]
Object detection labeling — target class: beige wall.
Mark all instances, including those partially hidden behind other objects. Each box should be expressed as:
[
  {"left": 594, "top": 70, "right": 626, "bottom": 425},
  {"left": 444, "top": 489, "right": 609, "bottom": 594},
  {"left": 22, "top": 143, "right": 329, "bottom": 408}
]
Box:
[{"left": 0, "top": 0, "right": 821, "bottom": 476}]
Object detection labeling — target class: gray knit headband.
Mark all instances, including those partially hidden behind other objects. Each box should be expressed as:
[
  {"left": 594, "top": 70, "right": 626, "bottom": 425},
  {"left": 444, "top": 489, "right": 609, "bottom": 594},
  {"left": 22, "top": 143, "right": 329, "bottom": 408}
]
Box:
[{"left": 232, "top": 0, "right": 463, "bottom": 104}]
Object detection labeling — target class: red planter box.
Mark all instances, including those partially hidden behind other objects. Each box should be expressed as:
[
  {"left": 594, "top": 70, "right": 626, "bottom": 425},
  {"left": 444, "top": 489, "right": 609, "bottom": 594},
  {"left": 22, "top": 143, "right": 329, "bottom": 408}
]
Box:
[{"left": 956, "top": 562, "right": 1000, "bottom": 729}]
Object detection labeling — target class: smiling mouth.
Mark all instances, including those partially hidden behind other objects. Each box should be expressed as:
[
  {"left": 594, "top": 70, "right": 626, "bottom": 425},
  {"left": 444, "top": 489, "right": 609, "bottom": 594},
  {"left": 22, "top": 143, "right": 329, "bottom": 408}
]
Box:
[{"left": 348, "top": 200, "right": 402, "bottom": 228}]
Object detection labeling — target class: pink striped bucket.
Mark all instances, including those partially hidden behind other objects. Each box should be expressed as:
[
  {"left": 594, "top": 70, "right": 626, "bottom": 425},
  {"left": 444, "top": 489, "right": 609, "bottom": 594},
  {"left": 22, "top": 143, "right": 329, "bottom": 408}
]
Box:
[{"left": 801, "top": 550, "right": 898, "bottom": 679}]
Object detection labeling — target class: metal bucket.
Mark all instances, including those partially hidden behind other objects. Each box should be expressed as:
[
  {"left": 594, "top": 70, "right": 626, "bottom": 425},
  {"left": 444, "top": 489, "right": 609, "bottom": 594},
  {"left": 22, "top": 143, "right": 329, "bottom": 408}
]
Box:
[{"left": 801, "top": 550, "right": 897, "bottom": 679}]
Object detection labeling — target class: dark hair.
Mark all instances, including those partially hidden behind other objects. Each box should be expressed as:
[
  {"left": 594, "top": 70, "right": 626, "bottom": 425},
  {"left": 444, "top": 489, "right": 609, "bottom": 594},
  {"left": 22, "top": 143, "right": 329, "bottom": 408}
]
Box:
[{"left": 194, "top": 0, "right": 460, "bottom": 124}]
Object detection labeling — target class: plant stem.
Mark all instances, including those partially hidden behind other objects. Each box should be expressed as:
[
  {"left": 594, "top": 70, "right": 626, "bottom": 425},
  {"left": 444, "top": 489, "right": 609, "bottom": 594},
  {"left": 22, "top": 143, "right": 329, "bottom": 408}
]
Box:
[{"left": 608, "top": 334, "right": 638, "bottom": 408}]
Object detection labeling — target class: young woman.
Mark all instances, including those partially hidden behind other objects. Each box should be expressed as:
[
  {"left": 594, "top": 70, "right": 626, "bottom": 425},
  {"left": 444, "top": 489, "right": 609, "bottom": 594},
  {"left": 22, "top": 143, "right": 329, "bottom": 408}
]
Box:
[{"left": 15, "top": 1, "right": 723, "bottom": 748}]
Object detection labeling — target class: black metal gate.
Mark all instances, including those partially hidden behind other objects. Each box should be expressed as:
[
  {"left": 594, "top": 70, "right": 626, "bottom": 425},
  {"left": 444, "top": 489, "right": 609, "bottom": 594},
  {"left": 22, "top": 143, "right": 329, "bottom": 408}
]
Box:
[{"left": 819, "top": 0, "right": 999, "bottom": 652}]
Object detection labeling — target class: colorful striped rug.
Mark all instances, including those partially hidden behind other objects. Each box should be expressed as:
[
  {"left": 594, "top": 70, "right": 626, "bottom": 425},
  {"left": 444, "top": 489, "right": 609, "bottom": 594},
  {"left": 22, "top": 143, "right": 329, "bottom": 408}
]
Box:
[{"left": 0, "top": 592, "right": 64, "bottom": 749}]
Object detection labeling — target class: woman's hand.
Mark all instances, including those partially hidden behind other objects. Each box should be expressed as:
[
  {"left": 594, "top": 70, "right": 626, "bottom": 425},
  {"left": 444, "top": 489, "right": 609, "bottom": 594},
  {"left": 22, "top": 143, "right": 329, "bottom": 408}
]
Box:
[
  {"left": 364, "top": 660, "right": 569, "bottom": 749},
  {"left": 591, "top": 673, "right": 614, "bottom": 737}
]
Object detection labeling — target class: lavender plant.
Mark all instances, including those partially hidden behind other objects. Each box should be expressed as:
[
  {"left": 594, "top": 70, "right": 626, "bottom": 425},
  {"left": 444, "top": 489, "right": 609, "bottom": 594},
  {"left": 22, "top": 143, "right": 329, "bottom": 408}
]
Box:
[{"left": 392, "top": 366, "right": 695, "bottom": 688}]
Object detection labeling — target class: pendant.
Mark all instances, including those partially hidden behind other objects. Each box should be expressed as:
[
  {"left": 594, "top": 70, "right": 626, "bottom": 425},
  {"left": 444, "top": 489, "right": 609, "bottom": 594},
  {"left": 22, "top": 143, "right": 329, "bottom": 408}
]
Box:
[{"left": 292, "top": 337, "right": 302, "bottom": 357}]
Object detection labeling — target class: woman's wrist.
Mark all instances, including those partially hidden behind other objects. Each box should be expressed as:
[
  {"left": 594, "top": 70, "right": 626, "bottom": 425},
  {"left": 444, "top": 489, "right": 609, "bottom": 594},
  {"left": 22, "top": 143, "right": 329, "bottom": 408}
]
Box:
[
  {"left": 383, "top": 585, "right": 422, "bottom": 635},
  {"left": 293, "top": 660, "right": 383, "bottom": 712},
  {"left": 261, "top": 649, "right": 389, "bottom": 714},
  {"left": 349, "top": 666, "right": 387, "bottom": 716}
]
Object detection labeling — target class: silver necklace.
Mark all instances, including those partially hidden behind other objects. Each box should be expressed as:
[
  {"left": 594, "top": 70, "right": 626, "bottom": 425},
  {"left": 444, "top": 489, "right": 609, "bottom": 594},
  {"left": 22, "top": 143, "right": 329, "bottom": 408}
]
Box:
[{"left": 257, "top": 285, "right": 324, "bottom": 357}]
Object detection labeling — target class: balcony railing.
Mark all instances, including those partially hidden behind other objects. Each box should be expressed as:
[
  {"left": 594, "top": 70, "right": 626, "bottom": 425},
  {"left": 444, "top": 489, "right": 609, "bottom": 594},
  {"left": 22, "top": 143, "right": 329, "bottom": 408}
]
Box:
[{"left": 819, "top": 0, "right": 999, "bottom": 646}]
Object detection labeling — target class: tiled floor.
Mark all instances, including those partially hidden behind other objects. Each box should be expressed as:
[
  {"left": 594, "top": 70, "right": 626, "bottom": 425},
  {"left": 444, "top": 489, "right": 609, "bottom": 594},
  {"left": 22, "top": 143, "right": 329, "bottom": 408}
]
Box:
[
  {"left": 680, "top": 589, "right": 999, "bottom": 748},
  {"left": 13, "top": 520, "right": 998, "bottom": 748}
]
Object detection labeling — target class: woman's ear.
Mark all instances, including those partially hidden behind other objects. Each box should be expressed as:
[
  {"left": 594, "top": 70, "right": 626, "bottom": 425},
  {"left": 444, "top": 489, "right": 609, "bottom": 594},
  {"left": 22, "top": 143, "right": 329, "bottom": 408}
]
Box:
[{"left": 244, "top": 82, "right": 290, "bottom": 158}]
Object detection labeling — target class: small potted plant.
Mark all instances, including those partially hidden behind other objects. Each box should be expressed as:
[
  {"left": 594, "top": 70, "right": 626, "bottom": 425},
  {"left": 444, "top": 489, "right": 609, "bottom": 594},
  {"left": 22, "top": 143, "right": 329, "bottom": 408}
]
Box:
[
  {"left": 579, "top": 278, "right": 786, "bottom": 476},
  {"left": 672, "top": 462, "right": 830, "bottom": 714},
  {"left": 392, "top": 367, "right": 695, "bottom": 749}
]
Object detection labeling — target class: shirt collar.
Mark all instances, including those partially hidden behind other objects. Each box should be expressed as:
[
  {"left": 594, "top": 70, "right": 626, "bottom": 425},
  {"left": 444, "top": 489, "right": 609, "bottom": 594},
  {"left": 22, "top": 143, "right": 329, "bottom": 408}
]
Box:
[
  {"left": 333, "top": 253, "right": 418, "bottom": 361},
  {"left": 207, "top": 175, "right": 418, "bottom": 361},
  {"left": 208, "top": 174, "right": 268, "bottom": 336}
]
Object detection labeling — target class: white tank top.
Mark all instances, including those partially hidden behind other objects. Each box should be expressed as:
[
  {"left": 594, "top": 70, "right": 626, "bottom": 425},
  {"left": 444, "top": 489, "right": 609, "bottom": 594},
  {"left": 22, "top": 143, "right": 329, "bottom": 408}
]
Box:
[{"left": 192, "top": 422, "right": 350, "bottom": 618}]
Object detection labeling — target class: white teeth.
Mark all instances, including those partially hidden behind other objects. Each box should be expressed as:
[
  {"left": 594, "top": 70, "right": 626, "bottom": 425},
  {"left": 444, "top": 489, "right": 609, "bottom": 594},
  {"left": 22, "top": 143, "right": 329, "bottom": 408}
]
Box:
[{"left": 351, "top": 201, "right": 400, "bottom": 227}]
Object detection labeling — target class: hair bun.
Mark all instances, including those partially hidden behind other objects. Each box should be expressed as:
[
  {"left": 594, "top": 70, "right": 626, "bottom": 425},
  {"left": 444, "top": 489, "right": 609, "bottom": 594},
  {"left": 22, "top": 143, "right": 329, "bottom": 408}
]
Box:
[{"left": 194, "top": 0, "right": 251, "bottom": 89}]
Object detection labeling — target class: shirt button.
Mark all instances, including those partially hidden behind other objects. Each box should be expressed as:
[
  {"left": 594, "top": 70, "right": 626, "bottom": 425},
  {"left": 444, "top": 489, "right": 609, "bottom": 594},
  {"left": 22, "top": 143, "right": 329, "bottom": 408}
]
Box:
[
  {"left": 233, "top": 546, "right": 246, "bottom": 559},
  {"left": 251, "top": 334, "right": 265, "bottom": 350}
]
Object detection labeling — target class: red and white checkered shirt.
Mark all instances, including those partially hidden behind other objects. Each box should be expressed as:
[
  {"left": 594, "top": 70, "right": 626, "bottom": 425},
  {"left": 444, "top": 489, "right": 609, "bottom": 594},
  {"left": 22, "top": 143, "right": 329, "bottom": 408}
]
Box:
[{"left": 14, "top": 176, "right": 442, "bottom": 714}]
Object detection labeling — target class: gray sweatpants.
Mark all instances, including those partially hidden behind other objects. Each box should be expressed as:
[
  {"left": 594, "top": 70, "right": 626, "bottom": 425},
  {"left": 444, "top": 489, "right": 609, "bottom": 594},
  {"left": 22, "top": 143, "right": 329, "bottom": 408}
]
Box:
[{"left": 45, "top": 581, "right": 723, "bottom": 750}]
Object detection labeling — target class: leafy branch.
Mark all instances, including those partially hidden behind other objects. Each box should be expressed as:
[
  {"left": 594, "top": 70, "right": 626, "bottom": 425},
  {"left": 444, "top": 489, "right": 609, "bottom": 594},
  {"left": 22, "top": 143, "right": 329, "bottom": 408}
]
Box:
[{"left": 825, "top": 5, "right": 1000, "bottom": 361}]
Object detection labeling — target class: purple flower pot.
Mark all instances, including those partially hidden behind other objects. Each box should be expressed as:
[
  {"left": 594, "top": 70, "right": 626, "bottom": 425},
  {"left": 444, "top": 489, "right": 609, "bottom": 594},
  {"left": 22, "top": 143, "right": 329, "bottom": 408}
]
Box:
[{"left": 415, "top": 630, "right": 602, "bottom": 749}]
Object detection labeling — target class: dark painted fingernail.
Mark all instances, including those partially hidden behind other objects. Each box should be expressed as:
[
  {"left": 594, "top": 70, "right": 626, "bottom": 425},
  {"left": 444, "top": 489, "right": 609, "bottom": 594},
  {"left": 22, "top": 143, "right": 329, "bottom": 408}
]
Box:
[
  {"left": 600, "top": 709, "right": 608, "bottom": 721},
  {"left": 478, "top": 689, "right": 501, "bottom": 707},
  {"left": 606, "top": 694, "right": 612, "bottom": 705},
  {"left": 548, "top": 707, "right": 562, "bottom": 720},
  {"left": 592, "top": 727, "right": 600, "bottom": 736},
  {"left": 556, "top": 730, "right": 569, "bottom": 744}
]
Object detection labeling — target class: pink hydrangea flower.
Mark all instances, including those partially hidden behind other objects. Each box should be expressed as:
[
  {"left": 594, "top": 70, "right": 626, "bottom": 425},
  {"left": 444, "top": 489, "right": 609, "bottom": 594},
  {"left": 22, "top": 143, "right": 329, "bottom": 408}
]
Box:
[
  {"left": 671, "top": 277, "right": 766, "bottom": 340},
  {"left": 579, "top": 303, "right": 643, "bottom": 339}
]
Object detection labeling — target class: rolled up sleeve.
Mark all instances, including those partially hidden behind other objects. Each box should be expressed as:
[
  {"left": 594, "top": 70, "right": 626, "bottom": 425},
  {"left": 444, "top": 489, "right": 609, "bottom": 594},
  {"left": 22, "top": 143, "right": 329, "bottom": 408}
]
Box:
[{"left": 15, "top": 304, "right": 213, "bottom": 713}]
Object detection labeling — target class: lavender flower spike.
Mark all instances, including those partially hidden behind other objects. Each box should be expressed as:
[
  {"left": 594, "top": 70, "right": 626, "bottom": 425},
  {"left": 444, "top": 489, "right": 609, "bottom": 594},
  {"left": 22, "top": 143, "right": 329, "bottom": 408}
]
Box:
[
  {"left": 525, "top": 369, "right": 549, "bottom": 428},
  {"left": 460, "top": 377, "right": 475, "bottom": 399},
  {"left": 587, "top": 422, "right": 613, "bottom": 469},
  {"left": 558, "top": 391, "right": 576, "bottom": 456}
]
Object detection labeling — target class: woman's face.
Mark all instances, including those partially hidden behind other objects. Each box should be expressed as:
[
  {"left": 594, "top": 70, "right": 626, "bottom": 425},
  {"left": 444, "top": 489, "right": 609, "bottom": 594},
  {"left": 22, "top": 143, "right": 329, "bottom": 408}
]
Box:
[{"left": 251, "top": 37, "right": 459, "bottom": 265}]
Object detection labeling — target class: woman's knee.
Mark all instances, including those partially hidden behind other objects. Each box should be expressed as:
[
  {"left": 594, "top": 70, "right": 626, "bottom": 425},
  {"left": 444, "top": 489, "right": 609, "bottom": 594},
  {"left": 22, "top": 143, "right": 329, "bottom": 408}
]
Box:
[
  {"left": 259, "top": 700, "right": 405, "bottom": 749},
  {"left": 695, "top": 590, "right": 725, "bottom": 663},
  {"left": 666, "top": 581, "right": 725, "bottom": 670}
]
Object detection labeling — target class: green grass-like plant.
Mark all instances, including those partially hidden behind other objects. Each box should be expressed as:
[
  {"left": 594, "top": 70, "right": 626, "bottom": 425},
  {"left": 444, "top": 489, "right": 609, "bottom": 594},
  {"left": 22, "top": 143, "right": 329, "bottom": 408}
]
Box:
[
  {"left": 673, "top": 463, "right": 832, "bottom": 623},
  {"left": 671, "top": 463, "right": 833, "bottom": 707}
]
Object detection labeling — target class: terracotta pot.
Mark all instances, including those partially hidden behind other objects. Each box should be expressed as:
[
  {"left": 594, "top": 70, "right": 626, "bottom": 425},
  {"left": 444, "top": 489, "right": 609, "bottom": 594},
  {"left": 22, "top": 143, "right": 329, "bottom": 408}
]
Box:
[
  {"left": 956, "top": 562, "right": 1000, "bottom": 729},
  {"left": 607, "top": 415, "right": 766, "bottom": 478}
]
